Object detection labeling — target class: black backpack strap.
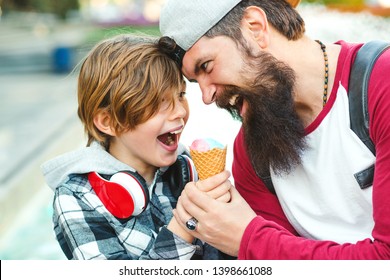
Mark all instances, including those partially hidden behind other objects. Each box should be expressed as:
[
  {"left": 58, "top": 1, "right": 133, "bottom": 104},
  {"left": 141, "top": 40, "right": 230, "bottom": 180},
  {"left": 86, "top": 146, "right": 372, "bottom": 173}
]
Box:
[
  {"left": 349, "top": 40, "right": 390, "bottom": 189},
  {"left": 261, "top": 173, "right": 276, "bottom": 195},
  {"left": 255, "top": 170, "right": 276, "bottom": 195},
  {"left": 349, "top": 40, "right": 390, "bottom": 155}
]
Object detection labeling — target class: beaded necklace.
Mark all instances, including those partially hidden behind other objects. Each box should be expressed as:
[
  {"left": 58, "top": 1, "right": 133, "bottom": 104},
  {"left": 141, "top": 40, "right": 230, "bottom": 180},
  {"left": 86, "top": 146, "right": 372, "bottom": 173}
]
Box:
[{"left": 315, "top": 40, "right": 329, "bottom": 107}]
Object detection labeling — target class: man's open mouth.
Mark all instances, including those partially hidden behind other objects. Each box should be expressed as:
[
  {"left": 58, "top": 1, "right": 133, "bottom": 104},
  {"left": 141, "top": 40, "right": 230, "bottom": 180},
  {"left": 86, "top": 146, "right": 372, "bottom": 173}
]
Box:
[{"left": 228, "top": 94, "right": 244, "bottom": 116}]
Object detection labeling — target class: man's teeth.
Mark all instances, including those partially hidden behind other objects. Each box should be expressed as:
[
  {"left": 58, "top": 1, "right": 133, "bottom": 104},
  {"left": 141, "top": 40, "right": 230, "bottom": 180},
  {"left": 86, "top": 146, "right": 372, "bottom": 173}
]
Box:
[{"left": 229, "top": 94, "right": 239, "bottom": 106}]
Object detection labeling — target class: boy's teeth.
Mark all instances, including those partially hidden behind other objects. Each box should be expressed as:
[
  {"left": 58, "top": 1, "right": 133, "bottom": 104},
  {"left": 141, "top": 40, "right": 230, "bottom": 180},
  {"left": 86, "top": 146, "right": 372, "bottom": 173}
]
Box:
[
  {"left": 171, "top": 127, "right": 183, "bottom": 134},
  {"left": 167, "top": 135, "right": 174, "bottom": 145}
]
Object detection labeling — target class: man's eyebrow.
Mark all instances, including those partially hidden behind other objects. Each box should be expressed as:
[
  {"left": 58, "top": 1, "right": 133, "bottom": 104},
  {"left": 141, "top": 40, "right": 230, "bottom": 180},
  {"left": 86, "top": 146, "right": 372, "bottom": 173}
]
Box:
[{"left": 193, "top": 57, "right": 205, "bottom": 76}]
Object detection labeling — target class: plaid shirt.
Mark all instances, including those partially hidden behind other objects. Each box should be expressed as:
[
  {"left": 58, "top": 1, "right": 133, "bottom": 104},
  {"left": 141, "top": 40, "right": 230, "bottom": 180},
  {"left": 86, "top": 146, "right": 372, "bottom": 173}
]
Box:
[{"left": 53, "top": 172, "right": 223, "bottom": 260}]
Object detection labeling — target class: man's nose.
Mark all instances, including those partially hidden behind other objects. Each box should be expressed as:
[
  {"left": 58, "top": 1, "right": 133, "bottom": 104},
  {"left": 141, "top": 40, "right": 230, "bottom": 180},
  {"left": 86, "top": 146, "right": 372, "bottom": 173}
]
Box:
[{"left": 198, "top": 78, "right": 217, "bottom": 105}]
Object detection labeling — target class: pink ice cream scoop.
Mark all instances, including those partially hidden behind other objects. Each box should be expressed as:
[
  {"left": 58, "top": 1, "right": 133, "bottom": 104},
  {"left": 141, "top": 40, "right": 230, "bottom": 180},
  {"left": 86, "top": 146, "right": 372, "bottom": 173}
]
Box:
[{"left": 189, "top": 138, "right": 224, "bottom": 152}]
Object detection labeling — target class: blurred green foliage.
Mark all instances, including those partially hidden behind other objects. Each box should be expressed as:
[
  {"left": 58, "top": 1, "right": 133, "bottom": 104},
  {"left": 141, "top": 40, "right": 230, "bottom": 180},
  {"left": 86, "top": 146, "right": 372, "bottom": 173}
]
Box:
[
  {"left": 85, "top": 25, "right": 160, "bottom": 45},
  {"left": 302, "top": 0, "right": 365, "bottom": 6},
  {"left": 1, "top": 0, "right": 369, "bottom": 20},
  {"left": 1, "top": 0, "right": 79, "bottom": 19}
]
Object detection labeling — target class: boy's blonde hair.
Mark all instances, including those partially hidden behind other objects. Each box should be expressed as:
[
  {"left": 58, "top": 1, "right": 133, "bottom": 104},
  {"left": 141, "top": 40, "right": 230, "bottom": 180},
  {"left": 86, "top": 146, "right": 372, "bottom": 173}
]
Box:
[{"left": 77, "top": 34, "right": 185, "bottom": 148}]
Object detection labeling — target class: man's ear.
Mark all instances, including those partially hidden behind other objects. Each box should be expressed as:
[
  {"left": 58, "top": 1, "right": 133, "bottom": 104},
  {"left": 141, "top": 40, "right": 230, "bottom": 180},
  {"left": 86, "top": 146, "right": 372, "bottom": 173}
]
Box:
[
  {"left": 93, "top": 109, "right": 116, "bottom": 137},
  {"left": 241, "top": 6, "right": 269, "bottom": 49}
]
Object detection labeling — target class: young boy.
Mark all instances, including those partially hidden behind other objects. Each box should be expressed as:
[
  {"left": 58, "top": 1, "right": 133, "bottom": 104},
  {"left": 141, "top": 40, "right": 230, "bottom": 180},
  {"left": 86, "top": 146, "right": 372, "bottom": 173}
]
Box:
[{"left": 41, "top": 34, "right": 232, "bottom": 260}]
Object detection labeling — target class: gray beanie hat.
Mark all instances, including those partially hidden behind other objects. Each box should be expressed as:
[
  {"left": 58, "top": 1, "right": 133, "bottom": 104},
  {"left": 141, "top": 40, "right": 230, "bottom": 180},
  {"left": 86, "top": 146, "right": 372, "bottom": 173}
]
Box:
[{"left": 160, "top": 0, "right": 241, "bottom": 52}]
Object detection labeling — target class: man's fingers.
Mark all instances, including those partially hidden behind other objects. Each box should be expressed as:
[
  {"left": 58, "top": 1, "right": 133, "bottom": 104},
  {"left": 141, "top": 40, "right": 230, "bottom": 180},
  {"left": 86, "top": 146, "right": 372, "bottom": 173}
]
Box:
[
  {"left": 175, "top": 196, "right": 192, "bottom": 224},
  {"left": 205, "top": 180, "right": 232, "bottom": 200},
  {"left": 176, "top": 184, "right": 208, "bottom": 221},
  {"left": 215, "top": 192, "right": 231, "bottom": 202},
  {"left": 196, "top": 170, "right": 231, "bottom": 192},
  {"left": 229, "top": 185, "right": 245, "bottom": 202},
  {"left": 186, "top": 181, "right": 217, "bottom": 211}
]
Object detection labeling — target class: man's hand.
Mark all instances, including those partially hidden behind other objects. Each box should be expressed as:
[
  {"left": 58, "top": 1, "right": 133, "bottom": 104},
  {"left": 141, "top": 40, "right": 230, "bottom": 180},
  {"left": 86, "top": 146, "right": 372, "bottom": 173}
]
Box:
[
  {"left": 168, "top": 171, "right": 232, "bottom": 242},
  {"left": 174, "top": 172, "right": 257, "bottom": 256}
]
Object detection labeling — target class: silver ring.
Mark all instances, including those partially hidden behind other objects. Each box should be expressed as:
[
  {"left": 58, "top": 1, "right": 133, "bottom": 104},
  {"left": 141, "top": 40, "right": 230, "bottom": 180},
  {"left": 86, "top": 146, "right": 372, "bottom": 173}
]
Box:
[{"left": 185, "top": 217, "right": 198, "bottom": 231}]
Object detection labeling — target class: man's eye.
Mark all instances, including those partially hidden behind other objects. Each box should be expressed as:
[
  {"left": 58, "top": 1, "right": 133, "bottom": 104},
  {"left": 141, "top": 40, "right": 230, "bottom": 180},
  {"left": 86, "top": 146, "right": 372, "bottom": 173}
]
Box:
[{"left": 200, "top": 61, "right": 209, "bottom": 71}]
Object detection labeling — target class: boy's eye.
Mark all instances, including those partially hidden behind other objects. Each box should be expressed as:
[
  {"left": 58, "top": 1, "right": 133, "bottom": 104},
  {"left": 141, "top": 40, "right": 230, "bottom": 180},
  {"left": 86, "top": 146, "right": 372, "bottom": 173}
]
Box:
[
  {"left": 179, "top": 91, "right": 186, "bottom": 98},
  {"left": 160, "top": 97, "right": 171, "bottom": 110}
]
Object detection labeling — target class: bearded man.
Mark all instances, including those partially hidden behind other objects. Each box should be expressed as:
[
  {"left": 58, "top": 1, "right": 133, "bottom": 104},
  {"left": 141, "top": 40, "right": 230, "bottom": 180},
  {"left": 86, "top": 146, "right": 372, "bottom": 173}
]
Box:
[{"left": 158, "top": 0, "right": 390, "bottom": 259}]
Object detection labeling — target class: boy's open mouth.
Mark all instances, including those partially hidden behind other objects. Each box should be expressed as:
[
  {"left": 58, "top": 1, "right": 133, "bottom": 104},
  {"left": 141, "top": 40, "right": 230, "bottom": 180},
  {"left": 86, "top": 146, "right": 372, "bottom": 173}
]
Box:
[{"left": 157, "top": 126, "right": 183, "bottom": 146}]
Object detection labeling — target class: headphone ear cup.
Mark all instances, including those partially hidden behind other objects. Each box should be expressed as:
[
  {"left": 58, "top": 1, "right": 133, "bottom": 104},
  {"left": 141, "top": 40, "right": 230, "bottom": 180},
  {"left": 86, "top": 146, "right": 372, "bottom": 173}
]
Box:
[
  {"left": 110, "top": 172, "right": 150, "bottom": 216},
  {"left": 164, "top": 155, "right": 198, "bottom": 199},
  {"left": 181, "top": 154, "right": 198, "bottom": 182},
  {"left": 88, "top": 172, "right": 136, "bottom": 219}
]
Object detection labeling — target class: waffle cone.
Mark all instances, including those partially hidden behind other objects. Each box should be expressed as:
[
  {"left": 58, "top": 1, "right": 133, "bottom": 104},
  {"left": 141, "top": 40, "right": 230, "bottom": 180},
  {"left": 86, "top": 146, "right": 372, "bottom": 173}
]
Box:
[{"left": 190, "top": 147, "right": 227, "bottom": 180}]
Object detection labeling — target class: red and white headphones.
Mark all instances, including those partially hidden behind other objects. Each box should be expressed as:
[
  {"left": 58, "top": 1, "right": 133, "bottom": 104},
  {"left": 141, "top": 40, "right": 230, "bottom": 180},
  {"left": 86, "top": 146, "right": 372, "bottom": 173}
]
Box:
[
  {"left": 88, "top": 171, "right": 149, "bottom": 219},
  {"left": 88, "top": 155, "right": 196, "bottom": 219}
]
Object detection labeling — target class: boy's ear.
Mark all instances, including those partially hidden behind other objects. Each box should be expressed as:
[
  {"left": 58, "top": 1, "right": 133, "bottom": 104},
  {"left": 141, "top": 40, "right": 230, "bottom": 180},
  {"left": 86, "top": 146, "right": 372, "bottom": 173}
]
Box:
[
  {"left": 241, "top": 6, "right": 269, "bottom": 49},
  {"left": 93, "top": 109, "right": 116, "bottom": 137}
]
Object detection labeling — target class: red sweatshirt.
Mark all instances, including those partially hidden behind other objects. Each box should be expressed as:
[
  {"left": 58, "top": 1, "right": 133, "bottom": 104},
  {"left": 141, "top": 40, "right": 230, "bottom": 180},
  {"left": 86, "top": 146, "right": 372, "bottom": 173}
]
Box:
[{"left": 233, "top": 41, "right": 390, "bottom": 259}]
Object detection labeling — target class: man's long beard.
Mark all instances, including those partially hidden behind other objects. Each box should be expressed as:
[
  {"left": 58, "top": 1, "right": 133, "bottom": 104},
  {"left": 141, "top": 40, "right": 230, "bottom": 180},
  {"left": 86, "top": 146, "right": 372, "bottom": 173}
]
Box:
[{"left": 216, "top": 51, "right": 307, "bottom": 177}]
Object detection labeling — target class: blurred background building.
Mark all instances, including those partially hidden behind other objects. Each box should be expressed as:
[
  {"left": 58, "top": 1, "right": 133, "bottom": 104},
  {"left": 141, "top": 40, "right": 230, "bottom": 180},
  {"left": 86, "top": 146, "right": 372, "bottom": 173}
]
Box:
[
  {"left": 0, "top": 0, "right": 164, "bottom": 23},
  {"left": 1, "top": 0, "right": 390, "bottom": 19},
  {"left": 0, "top": 0, "right": 389, "bottom": 260}
]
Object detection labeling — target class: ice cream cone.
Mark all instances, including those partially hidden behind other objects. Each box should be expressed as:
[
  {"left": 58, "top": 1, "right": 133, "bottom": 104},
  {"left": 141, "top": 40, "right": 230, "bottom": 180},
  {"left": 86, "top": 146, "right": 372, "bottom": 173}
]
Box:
[{"left": 190, "top": 146, "right": 227, "bottom": 180}]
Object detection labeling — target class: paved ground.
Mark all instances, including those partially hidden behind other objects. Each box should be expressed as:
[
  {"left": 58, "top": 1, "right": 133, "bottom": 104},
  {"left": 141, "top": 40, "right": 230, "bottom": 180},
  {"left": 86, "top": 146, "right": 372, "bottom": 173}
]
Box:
[
  {"left": 0, "top": 4, "right": 389, "bottom": 260},
  {"left": 0, "top": 72, "right": 83, "bottom": 259}
]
